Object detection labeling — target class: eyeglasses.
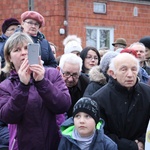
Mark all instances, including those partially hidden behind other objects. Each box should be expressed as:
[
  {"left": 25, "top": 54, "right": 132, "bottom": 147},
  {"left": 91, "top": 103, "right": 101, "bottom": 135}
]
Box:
[
  {"left": 86, "top": 56, "right": 98, "bottom": 61},
  {"left": 62, "top": 71, "right": 80, "bottom": 79},
  {"left": 24, "top": 21, "right": 39, "bottom": 27},
  {"left": 6, "top": 27, "right": 17, "bottom": 32}
]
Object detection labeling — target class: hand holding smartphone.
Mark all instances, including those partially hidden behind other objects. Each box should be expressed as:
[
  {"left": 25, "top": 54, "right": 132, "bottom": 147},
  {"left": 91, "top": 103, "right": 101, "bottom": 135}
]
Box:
[{"left": 27, "top": 43, "right": 40, "bottom": 65}]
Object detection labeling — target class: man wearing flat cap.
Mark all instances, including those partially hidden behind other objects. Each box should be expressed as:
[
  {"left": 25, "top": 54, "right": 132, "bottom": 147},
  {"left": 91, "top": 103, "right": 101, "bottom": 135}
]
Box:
[
  {"left": 0, "top": 18, "right": 20, "bottom": 67},
  {"left": 112, "top": 38, "right": 127, "bottom": 51},
  {"left": 19, "top": 11, "right": 57, "bottom": 67}
]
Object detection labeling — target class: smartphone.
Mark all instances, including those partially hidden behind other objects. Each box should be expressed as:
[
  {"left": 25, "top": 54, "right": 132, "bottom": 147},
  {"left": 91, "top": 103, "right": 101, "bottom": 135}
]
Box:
[{"left": 27, "top": 43, "right": 40, "bottom": 65}]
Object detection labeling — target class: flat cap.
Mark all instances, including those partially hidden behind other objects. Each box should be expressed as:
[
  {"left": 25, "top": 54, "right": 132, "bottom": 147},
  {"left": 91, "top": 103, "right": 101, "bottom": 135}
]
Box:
[{"left": 112, "top": 38, "right": 127, "bottom": 46}]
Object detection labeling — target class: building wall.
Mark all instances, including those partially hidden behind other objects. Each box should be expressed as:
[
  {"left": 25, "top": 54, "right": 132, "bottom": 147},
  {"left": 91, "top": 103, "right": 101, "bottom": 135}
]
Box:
[{"left": 0, "top": 0, "right": 150, "bottom": 56}]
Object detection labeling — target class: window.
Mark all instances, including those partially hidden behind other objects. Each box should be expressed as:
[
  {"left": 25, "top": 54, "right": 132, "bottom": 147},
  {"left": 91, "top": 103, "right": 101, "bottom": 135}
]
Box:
[
  {"left": 86, "top": 26, "right": 114, "bottom": 50},
  {"left": 93, "top": 2, "right": 106, "bottom": 14},
  {"left": 110, "top": 0, "right": 150, "bottom": 4}
]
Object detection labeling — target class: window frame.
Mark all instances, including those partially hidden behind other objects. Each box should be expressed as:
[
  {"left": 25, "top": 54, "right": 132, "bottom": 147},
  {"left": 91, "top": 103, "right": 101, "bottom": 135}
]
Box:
[
  {"left": 110, "top": 0, "right": 150, "bottom": 5},
  {"left": 86, "top": 26, "right": 114, "bottom": 51}
]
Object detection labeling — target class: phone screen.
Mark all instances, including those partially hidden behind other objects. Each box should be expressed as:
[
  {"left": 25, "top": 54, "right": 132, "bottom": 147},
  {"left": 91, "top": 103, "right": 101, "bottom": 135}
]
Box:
[{"left": 27, "top": 43, "right": 40, "bottom": 65}]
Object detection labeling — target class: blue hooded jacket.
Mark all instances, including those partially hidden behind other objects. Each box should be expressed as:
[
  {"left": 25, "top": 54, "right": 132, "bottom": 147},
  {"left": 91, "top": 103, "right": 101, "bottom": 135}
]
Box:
[{"left": 58, "top": 117, "right": 118, "bottom": 150}]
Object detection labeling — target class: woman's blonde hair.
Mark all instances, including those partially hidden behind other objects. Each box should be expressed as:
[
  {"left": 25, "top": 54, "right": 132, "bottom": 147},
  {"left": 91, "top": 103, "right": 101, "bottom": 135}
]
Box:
[{"left": 2, "top": 32, "right": 33, "bottom": 73}]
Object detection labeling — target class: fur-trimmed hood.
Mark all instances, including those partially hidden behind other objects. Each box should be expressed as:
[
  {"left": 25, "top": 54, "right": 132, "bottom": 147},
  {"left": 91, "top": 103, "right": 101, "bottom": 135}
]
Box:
[{"left": 89, "top": 66, "right": 107, "bottom": 84}]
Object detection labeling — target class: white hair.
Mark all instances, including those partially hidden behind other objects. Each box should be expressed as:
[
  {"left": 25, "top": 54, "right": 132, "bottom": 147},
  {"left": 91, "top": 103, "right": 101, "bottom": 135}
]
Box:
[
  {"left": 109, "top": 53, "right": 140, "bottom": 73},
  {"left": 129, "top": 42, "right": 146, "bottom": 51},
  {"left": 59, "top": 53, "right": 83, "bottom": 72}
]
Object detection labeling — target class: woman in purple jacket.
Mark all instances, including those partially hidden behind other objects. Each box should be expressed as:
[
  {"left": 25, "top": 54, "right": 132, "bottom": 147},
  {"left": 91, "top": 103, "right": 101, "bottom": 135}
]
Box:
[{"left": 0, "top": 32, "right": 71, "bottom": 150}]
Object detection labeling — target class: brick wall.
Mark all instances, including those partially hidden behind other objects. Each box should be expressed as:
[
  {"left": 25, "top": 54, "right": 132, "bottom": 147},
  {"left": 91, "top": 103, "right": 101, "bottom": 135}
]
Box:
[{"left": 0, "top": 0, "right": 150, "bottom": 56}]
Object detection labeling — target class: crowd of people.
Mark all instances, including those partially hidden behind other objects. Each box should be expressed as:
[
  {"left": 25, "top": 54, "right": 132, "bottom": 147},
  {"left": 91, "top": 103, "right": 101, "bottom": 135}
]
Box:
[{"left": 0, "top": 10, "right": 150, "bottom": 150}]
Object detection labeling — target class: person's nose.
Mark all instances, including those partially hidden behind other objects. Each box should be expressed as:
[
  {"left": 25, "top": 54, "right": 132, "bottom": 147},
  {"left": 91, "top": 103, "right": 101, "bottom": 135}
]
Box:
[
  {"left": 127, "top": 69, "right": 133, "bottom": 77},
  {"left": 67, "top": 76, "right": 74, "bottom": 81},
  {"left": 91, "top": 58, "right": 95, "bottom": 61},
  {"left": 136, "top": 51, "right": 141, "bottom": 55},
  {"left": 21, "top": 48, "right": 27, "bottom": 55},
  {"left": 79, "top": 116, "right": 85, "bottom": 123}
]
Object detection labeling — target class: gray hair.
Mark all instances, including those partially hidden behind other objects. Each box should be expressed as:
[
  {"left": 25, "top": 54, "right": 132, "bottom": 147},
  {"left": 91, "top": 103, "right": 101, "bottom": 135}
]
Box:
[
  {"left": 59, "top": 53, "right": 83, "bottom": 72},
  {"left": 129, "top": 42, "right": 146, "bottom": 51},
  {"left": 2, "top": 32, "right": 33, "bottom": 73}
]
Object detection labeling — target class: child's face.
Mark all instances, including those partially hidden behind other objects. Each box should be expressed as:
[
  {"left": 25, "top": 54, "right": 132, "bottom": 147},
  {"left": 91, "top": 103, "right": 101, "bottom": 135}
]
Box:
[{"left": 74, "top": 112, "right": 96, "bottom": 137}]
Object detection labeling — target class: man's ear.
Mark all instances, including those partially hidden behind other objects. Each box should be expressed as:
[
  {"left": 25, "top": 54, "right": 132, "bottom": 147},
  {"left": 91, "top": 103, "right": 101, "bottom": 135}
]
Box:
[
  {"left": 108, "top": 69, "right": 116, "bottom": 79},
  {"left": 56, "top": 66, "right": 63, "bottom": 76}
]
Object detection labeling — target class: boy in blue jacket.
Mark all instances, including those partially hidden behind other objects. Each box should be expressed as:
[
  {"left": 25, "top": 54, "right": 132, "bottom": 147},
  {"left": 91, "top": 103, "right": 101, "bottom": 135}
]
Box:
[{"left": 58, "top": 97, "right": 118, "bottom": 150}]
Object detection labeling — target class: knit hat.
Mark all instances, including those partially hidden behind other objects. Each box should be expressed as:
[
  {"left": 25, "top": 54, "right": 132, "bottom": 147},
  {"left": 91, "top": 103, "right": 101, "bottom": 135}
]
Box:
[
  {"left": 112, "top": 38, "right": 127, "bottom": 46},
  {"left": 100, "top": 51, "right": 118, "bottom": 73},
  {"left": 139, "top": 36, "right": 150, "bottom": 49},
  {"left": 2, "top": 18, "right": 20, "bottom": 33},
  {"left": 120, "top": 48, "right": 137, "bottom": 58},
  {"left": 73, "top": 97, "right": 100, "bottom": 124},
  {"left": 63, "top": 35, "right": 82, "bottom": 54},
  {"left": 21, "top": 11, "right": 45, "bottom": 28}
]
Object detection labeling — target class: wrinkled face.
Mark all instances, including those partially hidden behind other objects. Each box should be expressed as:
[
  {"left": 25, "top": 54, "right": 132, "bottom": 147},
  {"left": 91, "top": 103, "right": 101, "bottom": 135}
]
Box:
[
  {"left": 131, "top": 44, "right": 145, "bottom": 62},
  {"left": 84, "top": 50, "right": 99, "bottom": 72},
  {"left": 62, "top": 62, "right": 80, "bottom": 88},
  {"left": 9, "top": 42, "right": 28, "bottom": 72},
  {"left": 5, "top": 25, "right": 18, "bottom": 37},
  {"left": 111, "top": 55, "right": 138, "bottom": 89},
  {"left": 114, "top": 44, "right": 125, "bottom": 51},
  {"left": 22, "top": 19, "right": 40, "bottom": 36},
  {"left": 74, "top": 112, "right": 96, "bottom": 137}
]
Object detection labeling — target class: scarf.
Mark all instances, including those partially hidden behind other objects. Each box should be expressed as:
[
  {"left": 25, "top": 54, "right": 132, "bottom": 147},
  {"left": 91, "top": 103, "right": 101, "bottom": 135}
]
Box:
[{"left": 72, "top": 128, "right": 95, "bottom": 150}]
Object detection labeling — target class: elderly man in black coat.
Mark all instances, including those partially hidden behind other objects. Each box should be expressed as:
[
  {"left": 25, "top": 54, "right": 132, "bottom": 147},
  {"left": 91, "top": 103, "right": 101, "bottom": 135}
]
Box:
[
  {"left": 92, "top": 53, "right": 150, "bottom": 150},
  {"left": 59, "top": 53, "right": 89, "bottom": 118}
]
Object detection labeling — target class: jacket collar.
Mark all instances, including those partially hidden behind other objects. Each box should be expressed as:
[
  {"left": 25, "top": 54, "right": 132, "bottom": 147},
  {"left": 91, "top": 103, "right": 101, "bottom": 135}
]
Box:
[{"left": 108, "top": 76, "right": 138, "bottom": 94}]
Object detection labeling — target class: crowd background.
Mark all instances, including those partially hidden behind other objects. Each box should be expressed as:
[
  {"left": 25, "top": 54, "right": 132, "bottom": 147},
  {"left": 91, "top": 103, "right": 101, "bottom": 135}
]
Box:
[{"left": 0, "top": 6, "right": 150, "bottom": 150}]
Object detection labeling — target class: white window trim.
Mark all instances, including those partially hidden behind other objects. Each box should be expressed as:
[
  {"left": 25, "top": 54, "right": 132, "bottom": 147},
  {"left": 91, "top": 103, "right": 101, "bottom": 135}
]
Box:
[
  {"left": 86, "top": 26, "right": 114, "bottom": 51},
  {"left": 110, "top": 0, "right": 150, "bottom": 5}
]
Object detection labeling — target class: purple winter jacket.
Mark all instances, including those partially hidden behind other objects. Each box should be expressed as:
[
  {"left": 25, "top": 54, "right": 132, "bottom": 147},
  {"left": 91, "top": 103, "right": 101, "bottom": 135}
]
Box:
[{"left": 0, "top": 67, "right": 71, "bottom": 150}]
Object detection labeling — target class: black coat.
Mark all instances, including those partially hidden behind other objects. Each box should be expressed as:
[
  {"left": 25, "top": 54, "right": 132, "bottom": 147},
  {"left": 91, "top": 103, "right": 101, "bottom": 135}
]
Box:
[
  {"left": 84, "top": 66, "right": 107, "bottom": 97},
  {"left": 92, "top": 77, "right": 150, "bottom": 150}
]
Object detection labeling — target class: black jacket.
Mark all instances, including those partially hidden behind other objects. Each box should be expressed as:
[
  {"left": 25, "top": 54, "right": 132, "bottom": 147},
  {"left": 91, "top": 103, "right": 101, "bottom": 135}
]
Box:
[
  {"left": 92, "top": 77, "right": 150, "bottom": 150},
  {"left": 84, "top": 66, "right": 107, "bottom": 97}
]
